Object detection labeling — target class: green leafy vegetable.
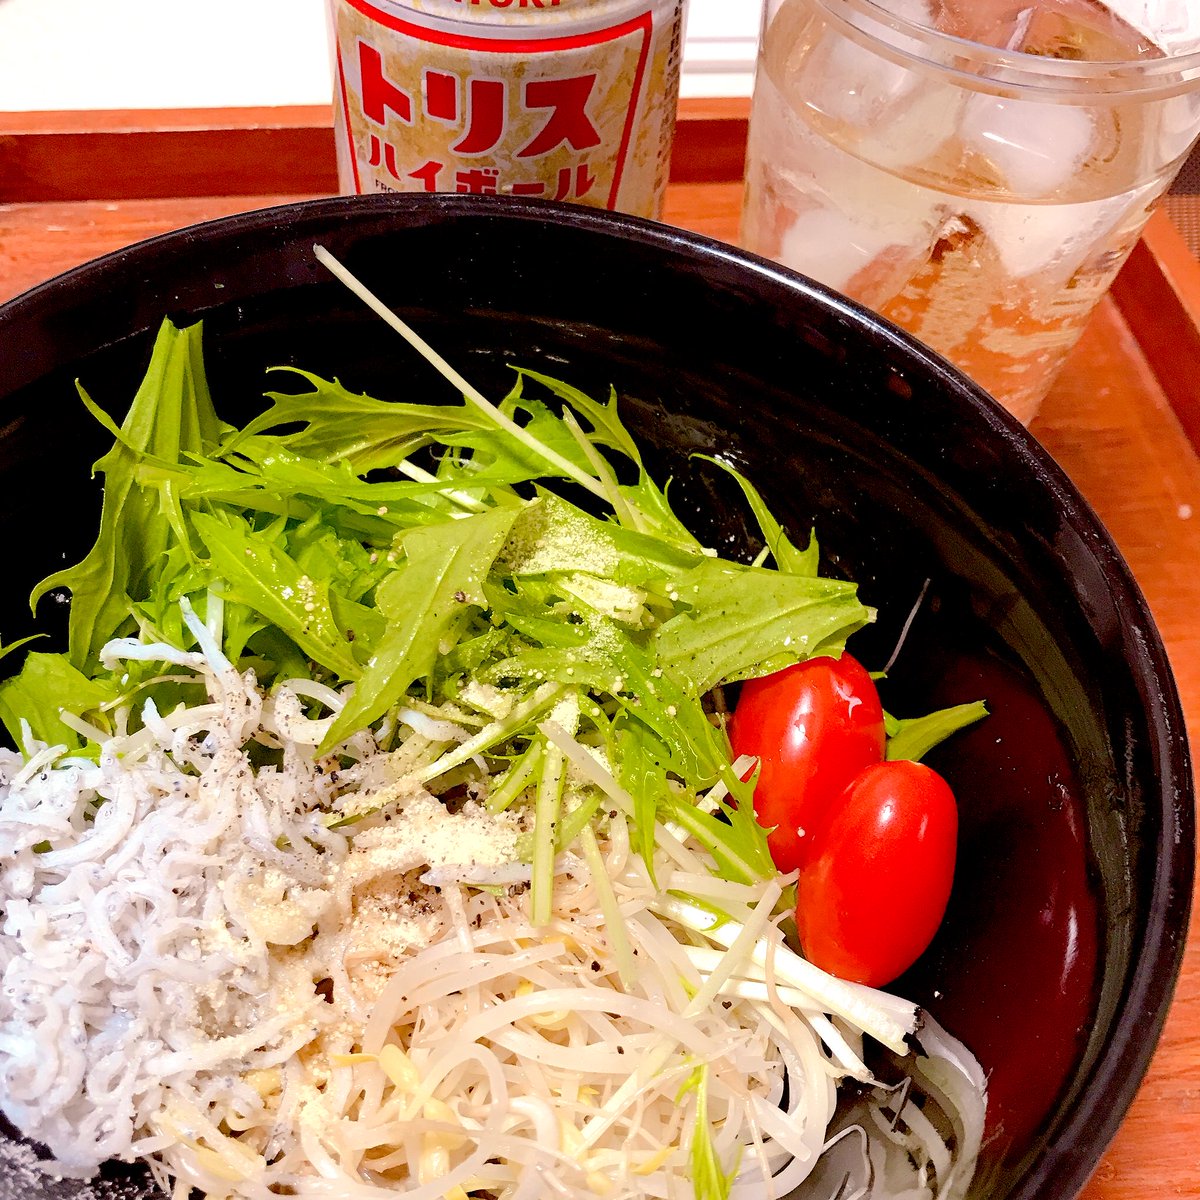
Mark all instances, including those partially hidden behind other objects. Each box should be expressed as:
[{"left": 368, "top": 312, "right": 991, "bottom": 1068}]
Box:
[
  {"left": 0, "top": 653, "right": 119, "bottom": 750},
  {"left": 678, "top": 1064, "right": 736, "bottom": 1200},
  {"left": 320, "top": 506, "right": 519, "bottom": 752},
  {"left": 654, "top": 559, "right": 871, "bottom": 695},
  {"left": 0, "top": 636, "right": 42, "bottom": 668},
  {"left": 885, "top": 700, "right": 989, "bottom": 762},
  {"left": 192, "top": 510, "right": 363, "bottom": 682},
  {"left": 698, "top": 455, "right": 819, "bottom": 577},
  {"left": 0, "top": 289, "right": 981, "bottom": 925},
  {"left": 30, "top": 320, "right": 225, "bottom": 671}
]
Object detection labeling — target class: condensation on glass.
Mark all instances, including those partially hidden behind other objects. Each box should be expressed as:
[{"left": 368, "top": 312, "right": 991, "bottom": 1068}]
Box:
[{"left": 741, "top": 0, "right": 1200, "bottom": 423}]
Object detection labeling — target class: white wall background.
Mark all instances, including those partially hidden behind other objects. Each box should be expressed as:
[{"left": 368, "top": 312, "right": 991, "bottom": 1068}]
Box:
[{"left": 0, "top": 0, "right": 762, "bottom": 111}]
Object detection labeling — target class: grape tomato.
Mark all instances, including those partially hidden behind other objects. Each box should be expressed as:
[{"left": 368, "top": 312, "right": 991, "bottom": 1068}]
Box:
[
  {"left": 794, "top": 759, "right": 958, "bottom": 987},
  {"left": 727, "top": 654, "right": 885, "bottom": 874}
]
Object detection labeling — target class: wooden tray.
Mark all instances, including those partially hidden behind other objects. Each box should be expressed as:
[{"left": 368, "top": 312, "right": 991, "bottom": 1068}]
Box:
[{"left": 2, "top": 101, "right": 1199, "bottom": 1200}]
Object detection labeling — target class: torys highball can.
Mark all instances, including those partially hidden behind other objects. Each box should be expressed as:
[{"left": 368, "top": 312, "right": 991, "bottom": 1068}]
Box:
[{"left": 327, "top": 0, "right": 688, "bottom": 219}]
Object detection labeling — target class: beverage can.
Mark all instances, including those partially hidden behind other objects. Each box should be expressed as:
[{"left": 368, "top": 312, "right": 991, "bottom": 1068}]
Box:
[{"left": 327, "top": 0, "right": 687, "bottom": 219}]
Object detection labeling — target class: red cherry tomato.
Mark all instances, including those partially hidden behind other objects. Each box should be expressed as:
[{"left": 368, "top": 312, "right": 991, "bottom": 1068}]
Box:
[
  {"left": 727, "top": 654, "right": 885, "bottom": 874},
  {"left": 795, "top": 759, "right": 958, "bottom": 987}
]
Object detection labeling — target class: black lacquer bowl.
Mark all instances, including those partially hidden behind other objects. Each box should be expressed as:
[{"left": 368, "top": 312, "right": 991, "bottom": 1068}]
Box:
[{"left": 0, "top": 194, "right": 1191, "bottom": 1200}]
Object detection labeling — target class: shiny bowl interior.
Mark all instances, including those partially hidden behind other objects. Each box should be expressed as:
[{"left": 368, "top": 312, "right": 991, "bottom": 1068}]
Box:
[{"left": 0, "top": 193, "right": 1191, "bottom": 1200}]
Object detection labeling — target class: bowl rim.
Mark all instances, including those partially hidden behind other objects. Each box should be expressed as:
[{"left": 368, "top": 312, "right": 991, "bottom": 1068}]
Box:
[{"left": 0, "top": 191, "right": 1193, "bottom": 1200}]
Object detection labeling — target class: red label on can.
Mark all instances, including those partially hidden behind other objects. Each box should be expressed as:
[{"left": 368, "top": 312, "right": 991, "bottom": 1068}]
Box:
[{"left": 330, "top": 0, "right": 683, "bottom": 217}]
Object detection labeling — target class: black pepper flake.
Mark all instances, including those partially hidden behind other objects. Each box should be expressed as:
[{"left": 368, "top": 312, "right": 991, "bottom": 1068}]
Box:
[{"left": 590, "top": 960, "right": 602, "bottom": 973}]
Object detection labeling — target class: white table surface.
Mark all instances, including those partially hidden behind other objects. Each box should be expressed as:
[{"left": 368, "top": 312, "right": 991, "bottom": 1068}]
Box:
[{"left": 0, "top": 0, "right": 761, "bottom": 112}]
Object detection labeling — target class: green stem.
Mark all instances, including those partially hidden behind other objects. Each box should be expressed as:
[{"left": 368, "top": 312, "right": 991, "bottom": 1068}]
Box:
[{"left": 313, "top": 245, "right": 607, "bottom": 500}]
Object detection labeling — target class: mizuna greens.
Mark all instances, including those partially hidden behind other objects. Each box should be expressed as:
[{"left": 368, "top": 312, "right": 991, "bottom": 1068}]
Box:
[{"left": 0, "top": 249, "right": 987, "bottom": 1199}]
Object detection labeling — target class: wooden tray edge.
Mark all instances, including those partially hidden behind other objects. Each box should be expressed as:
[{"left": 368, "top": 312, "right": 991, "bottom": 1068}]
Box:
[
  {"left": 1110, "top": 209, "right": 1200, "bottom": 457},
  {"left": 0, "top": 98, "right": 750, "bottom": 203}
]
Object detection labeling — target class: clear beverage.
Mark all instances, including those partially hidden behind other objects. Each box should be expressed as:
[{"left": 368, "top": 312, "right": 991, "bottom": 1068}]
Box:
[{"left": 742, "top": 0, "right": 1200, "bottom": 423}]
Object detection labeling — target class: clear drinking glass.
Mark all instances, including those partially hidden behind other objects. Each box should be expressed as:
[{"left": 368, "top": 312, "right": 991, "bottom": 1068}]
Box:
[{"left": 741, "top": 0, "right": 1200, "bottom": 423}]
